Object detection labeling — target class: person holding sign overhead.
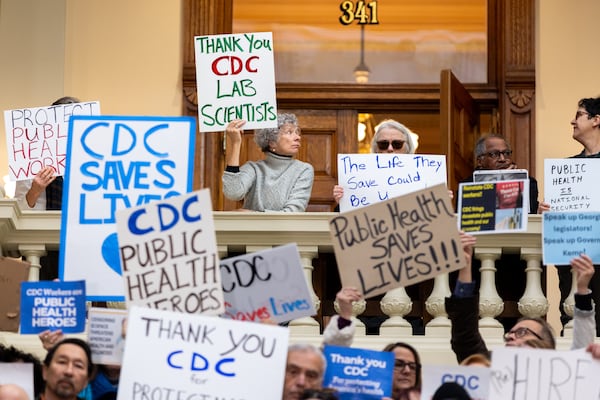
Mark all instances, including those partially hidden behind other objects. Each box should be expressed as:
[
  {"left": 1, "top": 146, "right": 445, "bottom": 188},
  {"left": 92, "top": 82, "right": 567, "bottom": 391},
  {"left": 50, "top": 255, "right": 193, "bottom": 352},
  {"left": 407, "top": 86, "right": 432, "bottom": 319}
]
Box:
[{"left": 222, "top": 113, "right": 314, "bottom": 212}]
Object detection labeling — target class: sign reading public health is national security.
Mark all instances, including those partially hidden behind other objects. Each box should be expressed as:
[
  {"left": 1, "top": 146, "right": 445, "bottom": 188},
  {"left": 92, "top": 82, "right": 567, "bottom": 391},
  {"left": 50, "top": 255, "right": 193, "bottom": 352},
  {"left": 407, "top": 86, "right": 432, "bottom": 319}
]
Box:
[{"left": 60, "top": 115, "right": 196, "bottom": 301}]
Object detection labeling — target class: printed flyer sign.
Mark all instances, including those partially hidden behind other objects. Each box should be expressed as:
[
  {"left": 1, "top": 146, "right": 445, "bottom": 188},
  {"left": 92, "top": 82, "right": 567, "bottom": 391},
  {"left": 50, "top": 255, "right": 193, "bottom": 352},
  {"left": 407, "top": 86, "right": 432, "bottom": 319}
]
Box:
[
  {"left": 421, "top": 365, "right": 490, "bottom": 400},
  {"left": 194, "top": 31, "right": 277, "bottom": 132},
  {"left": 116, "top": 189, "right": 224, "bottom": 315},
  {"left": 542, "top": 212, "right": 600, "bottom": 264},
  {"left": 337, "top": 153, "right": 447, "bottom": 212},
  {"left": 221, "top": 243, "right": 315, "bottom": 324},
  {"left": 4, "top": 101, "right": 100, "bottom": 180},
  {"left": 88, "top": 307, "right": 128, "bottom": 365},
  {"left": 60, "top": 115, "right": 196, "bottom": 301},
  {"left": 543, "top": 158, "right": 600, "bottom": 211},
  {"left": 20, "top": 280, "right": 86, "bottom": 334},
  {"left": 117, "top": 306, "right": 289, "bottom": 400}
]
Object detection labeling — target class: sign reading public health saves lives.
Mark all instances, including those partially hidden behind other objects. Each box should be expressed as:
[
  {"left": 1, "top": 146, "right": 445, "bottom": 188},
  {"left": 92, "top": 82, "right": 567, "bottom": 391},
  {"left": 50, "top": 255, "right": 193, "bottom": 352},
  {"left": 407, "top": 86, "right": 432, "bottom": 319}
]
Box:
[
  {"left": 60, "top": 115, "right": 196, "bottom": 301},
  {"left": 194, "top": 32, "right": 277, "bottom": 132},
  {"left": 20, "top": 280, "right": 86, "bottom": 334}
]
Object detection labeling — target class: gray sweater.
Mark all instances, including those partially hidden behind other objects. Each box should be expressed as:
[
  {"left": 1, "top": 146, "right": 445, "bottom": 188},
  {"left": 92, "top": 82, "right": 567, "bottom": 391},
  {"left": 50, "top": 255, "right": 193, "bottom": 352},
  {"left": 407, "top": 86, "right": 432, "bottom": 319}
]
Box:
[{"left": 222, "top": 152, "right": 314, "bottom": 212}]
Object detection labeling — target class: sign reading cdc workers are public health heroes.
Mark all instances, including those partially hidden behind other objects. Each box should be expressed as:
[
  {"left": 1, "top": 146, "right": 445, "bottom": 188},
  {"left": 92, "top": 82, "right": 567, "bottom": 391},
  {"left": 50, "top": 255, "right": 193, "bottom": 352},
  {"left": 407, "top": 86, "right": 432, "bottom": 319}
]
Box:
[
  {"left": 329, "top": 184, "right": 463, "bottom": 298},
  {"left": 60, "top": 116, "right": 195, "bottom": 301},
  {"left": 116, "top": 189, "right": 224, "bottom": 315},
  {"left": 194, "top": 32, "right": 277, "bottom": 132}
]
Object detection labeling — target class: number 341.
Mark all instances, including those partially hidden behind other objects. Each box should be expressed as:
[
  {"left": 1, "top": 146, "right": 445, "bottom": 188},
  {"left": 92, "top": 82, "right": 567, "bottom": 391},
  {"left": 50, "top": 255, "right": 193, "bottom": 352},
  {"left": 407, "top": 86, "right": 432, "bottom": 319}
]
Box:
[{"left": 339, "top": 0, "right": 379, "bottom": 25}]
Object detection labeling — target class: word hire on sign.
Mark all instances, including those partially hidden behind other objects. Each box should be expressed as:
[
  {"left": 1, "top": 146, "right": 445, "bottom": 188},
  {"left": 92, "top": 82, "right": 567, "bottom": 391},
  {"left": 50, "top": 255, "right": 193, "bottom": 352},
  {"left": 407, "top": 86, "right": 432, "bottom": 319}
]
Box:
[
  {"left": 220, "top": 243, "right": 315, "bottom": 324},
  {"left": 116, "top": 189, "right": 224, "bottom": 315},
  {"left": 194, "top": 32, "right": 277, "bottom": 132},
  {"left": 329, "top": 184, "right": 463, "bottom": 298},
  {"left": 117, "top": 306, "right": 289, "bottom": 400},
  {"left": 542, "top": 211, "right": 600, "bottom": 265},
  {"left": 337, "top": 153, "right": 447, "bottom": 212},
  {"left": 544, "top": 158, "right": 600, "bottom": 212},
  {"left": 20, "top": 280, "right": 86, "bottom": 334},
  {"left": 4, "top": 101, "right": 100, "bottom": 180},
  {"left": 60, "top": 115, "right": 196, "bottom": 301}
]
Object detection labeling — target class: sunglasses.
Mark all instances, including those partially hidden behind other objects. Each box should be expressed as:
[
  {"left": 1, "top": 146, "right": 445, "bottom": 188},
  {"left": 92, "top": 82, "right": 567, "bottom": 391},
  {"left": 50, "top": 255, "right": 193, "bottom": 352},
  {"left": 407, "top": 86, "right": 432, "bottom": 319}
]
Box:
[{"left": 376, "top": 140, "right": 405, "bottom": 150}]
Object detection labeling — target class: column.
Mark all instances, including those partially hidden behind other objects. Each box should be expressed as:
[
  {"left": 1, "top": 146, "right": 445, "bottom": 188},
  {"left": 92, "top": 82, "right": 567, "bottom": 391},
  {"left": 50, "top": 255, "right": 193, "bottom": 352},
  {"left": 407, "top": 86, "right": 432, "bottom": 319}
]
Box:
[
  {"left": 19, "top": 245, "right": 46, "bottom": 281},
  {"left": 288, "top": 246, "right": 320, "bottom": 335},
  {"left": 518, "top": 249, "right": 549, "bottom": 318},
  {"left": 379, "top": 287, "right": 413, "bottom": 337},
  {"left": 475, "top": 248, "right": 503, "bottom": 329},
  {"left": 425, "top": 273, "right": 452, "bottom": 335}
]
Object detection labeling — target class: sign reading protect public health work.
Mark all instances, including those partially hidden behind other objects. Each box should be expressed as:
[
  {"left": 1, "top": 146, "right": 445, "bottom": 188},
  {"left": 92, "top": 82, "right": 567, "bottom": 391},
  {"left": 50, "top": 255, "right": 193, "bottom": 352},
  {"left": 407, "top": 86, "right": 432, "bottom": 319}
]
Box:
[
  {"left": 117, "top": 306, "right": 289, "bottom": 400},
  {"left": 116, "top": 189, "right": 224, "bottom": 315},
  {"left": 60, "top": 115, "right": 196, "bottom": 301},
  {"left": 194, "top": 32, "right": 277, "bottom": 132},
  {"left": 4, "top": 101, "right": 100, "bottom": 180},
  {"left": 329, "top": 184, "right": 463, "bottom": 298},
  {"left": 542, "top": 212, "right": 600, "bottom": 265},
  {"left": 337, "top": 153, "right": 447, "bottom": 212},
  {"left": 544, "top": 158, "right": 600, "bottom": 211}
]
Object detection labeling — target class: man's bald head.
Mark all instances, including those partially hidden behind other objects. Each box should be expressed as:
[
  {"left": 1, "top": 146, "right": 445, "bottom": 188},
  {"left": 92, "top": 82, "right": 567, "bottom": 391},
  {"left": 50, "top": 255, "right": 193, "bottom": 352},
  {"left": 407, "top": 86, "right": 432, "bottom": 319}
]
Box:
[{"left": 0, "top": 384, "right": 29, "bottom": 400}]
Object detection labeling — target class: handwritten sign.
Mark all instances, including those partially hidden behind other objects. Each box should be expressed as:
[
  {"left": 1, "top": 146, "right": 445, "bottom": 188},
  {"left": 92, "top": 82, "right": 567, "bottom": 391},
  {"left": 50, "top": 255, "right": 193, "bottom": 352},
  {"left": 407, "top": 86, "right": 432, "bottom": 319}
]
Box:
[
  {"left": 421, "top": 365, "right": 490, "bottom": 400},
  {"left": 4, "top": 101, "right": 100, "bottom": 181},
  {"left": 221, "top": 243, "right": 315, "bottom": 324},
  {"left": 88, "top": 307, "right": 128, "bottom": 365},
  {"left": 194, "top": 32, "right": 277, "bottom": 133},
  {"left": 329, "top": 184, "right": 463, "bottom": 298},
  {"left": 60, "top": 115, "right": 196, "bottom": 301},
  {"left": 116, "top": 189, "right": 224, "bottom": 315},
  {"left": 457, "top": 180, "right": 529, "bottom": 234},
  {"left": 20, "top": 280, "right": 86, "bottom": 334},
  {"left": 0, "top": 257, "right": 30, "bottom": 332},
  {"left": 542, "top": 212, "right": 600, "bottom": 264},
  {"left": 543, "top": 158, "right": 600, "bottom": 211},
  {"left": 117, "top": 306, "right": 289, "bottom": 400},
  {"left": 489, "top": 347, "right": 600, "bottom": 400},
  {"left": 322, "top": 345, "right": 394, "bottom": 400},
  {"left": 0, "top": 363, "right": 34, "bottom": 400},
  {"left": 337, "top": 153, "right": 447, "bottom": 212}
]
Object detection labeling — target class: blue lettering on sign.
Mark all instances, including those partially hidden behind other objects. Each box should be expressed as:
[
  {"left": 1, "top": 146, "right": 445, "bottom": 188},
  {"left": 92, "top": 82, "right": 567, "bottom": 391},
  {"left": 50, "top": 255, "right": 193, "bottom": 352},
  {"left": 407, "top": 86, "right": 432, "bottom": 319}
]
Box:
[
  {"left": 128, "top": 194, "right": 202, "bottom": 235},
  {"left": 167, "top": 350, "right": 236, "bottom": 377}
]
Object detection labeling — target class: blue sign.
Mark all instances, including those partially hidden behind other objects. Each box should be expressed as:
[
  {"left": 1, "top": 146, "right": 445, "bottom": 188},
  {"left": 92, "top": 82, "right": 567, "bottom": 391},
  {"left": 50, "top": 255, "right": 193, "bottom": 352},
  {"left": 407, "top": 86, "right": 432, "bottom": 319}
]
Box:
[{"left": 542, "top": 212, "right": 600, "bottom": 265}]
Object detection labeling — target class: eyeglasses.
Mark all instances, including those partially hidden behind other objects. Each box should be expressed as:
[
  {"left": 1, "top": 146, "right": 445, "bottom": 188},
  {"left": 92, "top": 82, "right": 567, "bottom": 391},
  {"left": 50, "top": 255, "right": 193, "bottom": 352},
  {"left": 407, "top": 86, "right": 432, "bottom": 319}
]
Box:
[
  {"left": 394, "top": 359, "right": 420, "bottom": 372},
  {"left": 575, "top": 110, "right": 590, "bottom": 120},
  {"left": 503, "top": 327, "right": 544, "bottom": 342},
  {"left": 480, "top": 150, "right": 512, "bottom": 159},
  {"left": 376, "top": 140, "right": 405, "bottom": 150}
]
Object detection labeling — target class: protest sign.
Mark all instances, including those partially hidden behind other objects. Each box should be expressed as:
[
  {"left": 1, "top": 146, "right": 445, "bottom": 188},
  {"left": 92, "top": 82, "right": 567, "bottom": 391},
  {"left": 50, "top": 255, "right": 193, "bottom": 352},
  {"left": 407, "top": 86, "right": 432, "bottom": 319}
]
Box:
[
  {"left": 473, "top": 169, "right": 529, "bottom": 182},
  {"left": 194, "top": 32, "right": 277, "bottom": 132},
  {"left": 117, "top": 306, "right": 289, "bottom": 400},
  {"left": 544, "top": 158, "right": 600, "bottom": 211},
  {"left": 337, "top": 153, "right": 447, "bottom": 212},
  {"left": 4, "top": 101, "right": 100, "bottom": 180},
  {"left": 0, "top": 257, "right": 30, "bottom": 332},
  {"left": 421, "top": 365, "right": 490, "bottom": 400},
  {"left": 457, "top": 180, "right": 529, "bottom": 234},
  {"left": 20, "top": 280, "right": 86, "bottom": 334},
  {"left": 542, "top": 212, "right": 600, "bottom": 264},
  {"left": 60, "top": 115, "right": 196, "bottom": 300},
  {"left": 88, "top": 307, "right": 128, "bottom": 365},
  {"left": 489, "top": 347, "right": 600, "bottom": 400},
  {"left": 220, "top": 243, "right": 315, "bottom": 324},
  {"left": 322, "top": 345, "right": 394, "bottom": 400},
  {"left": 0, "top": 363, "right": 34, "bottom": 400},
  {"left": 116, "top": 189, "right": 224, "bottom": 315},
  {"left": 329, "top": 184, "right": 463, "bottom": 298}
]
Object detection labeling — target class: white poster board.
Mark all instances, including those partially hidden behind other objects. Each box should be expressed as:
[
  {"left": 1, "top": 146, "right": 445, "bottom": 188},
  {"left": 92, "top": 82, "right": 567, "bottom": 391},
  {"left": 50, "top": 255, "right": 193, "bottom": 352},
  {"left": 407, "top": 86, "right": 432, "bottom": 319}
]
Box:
[
  {"left": 194, "top": 32, "right": 277, "bottom": 132},
  {"left": 337, "top": 153, "right": 447, "bottom": 212},
  {"left": 117, "top": 306, "right": 289, "bottom": 400},
  {"left": 421, "top": 365, "right": 490, "bottom": 400},
  {"left": 221, "top": 243, "right": 315, "bottom": 323},
  {"left": 88, "top": 307, "right": 128, "bottom": 365},
  {"left": 0, "top": 363, "right": 34, "bottom": 400},
  {"left": 543, "top": 158, "right": 600, "bottom": 211}
]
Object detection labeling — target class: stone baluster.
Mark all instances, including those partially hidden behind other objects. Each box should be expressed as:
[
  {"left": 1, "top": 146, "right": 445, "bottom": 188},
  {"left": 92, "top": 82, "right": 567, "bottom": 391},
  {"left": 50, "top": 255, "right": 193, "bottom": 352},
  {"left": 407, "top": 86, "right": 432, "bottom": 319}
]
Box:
[
  {"left": 425, "top": 273, "right": 452, "bottom": 335},
  {"left": 19, "top": 245, "right": 46, "bottom": 281},
  {"left": 289, "top": 246, "right": 320, "bottom": 334},
  {"left": 518, "top": 249, "right": 549, "bottom": 318},
  {"left": 562, "top": 267, "right": 577, "bottom": 334},
  {"left": 379, "top": 287, "right": 413, "bottom": 337},
  {"left": 475, "top": 248, "right": 504, "bottom": 330}
]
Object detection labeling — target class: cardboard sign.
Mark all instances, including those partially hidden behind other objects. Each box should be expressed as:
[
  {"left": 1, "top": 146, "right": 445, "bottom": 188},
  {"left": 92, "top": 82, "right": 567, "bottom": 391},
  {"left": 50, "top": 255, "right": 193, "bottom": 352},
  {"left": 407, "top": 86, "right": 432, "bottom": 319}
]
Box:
[
  {"left": 329, "top": 184, "right": 463, "bottom": 298},
  {"left": 421, "top": 365, "right": 490, "bottom": 400},
  {"left": 117, "top": 306, "right": 289, "bottom": 400},
  {"left": 337, "top": 153, "right": 447, "bottom": 212},
  {"left": 489, "top": 347, "right": 600, "bottom": 400},
  {"left": 221, "top": 243, "right": 315, "bottom": 324},
  {"left": 60, "top": 115, "right": 196, "bottom": 301},
  {"left": 542, "top": 212, "right": 600, "bottom": 264},
  {"left": 0, "top": 257, "right": 30, "bottom": 332},
  {"left": 457, "top": 180, "right": 529, "bottom": 234},
  {"left": 543, "top": 158, "right": 600, "bottom": 211},
  {"left": 20, "top": 280, "right": 86, "bottom": 334},
  {"left": 0, "top": 363, "right": 34, "bottom": 400},
  {"left": 116, "top": 189, "right": 224, "bottom": 315},
  {"left": 194, "top": 32, "right": 277, "bottom": 133},
  {"left": 4, "top": 101, "right": 100, "bottom": 181},
  {"left": 88, "top": 307, "right": 128, "bottom": 365},
  {"left": 322, "top": 345, "right": 394, "bottom": 400}
]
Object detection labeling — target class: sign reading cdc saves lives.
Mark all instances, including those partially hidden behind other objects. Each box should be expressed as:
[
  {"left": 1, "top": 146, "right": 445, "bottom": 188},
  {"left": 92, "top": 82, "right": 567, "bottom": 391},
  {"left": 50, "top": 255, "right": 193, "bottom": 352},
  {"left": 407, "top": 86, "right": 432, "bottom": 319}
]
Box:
[{"left": 60, "top": 116, "right": 196, "bottom": 301}]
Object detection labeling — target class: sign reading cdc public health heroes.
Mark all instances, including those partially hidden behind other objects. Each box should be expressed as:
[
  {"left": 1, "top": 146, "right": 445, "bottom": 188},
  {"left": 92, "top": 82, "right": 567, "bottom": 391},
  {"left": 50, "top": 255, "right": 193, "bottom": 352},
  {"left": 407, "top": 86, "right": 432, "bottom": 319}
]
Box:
[
  {"left": 194, "top": 32, "right": 277, "bottom": 133},
  {"left": 60, "top": 116, "right": 196, "bottom": 301}
]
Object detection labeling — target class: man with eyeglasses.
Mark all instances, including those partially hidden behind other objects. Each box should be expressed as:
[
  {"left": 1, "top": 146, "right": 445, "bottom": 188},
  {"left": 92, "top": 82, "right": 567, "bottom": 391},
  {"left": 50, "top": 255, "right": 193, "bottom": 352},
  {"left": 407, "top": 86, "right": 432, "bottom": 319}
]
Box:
[{"left": 282, "top": 343, "right": 326, "bottom": 400}]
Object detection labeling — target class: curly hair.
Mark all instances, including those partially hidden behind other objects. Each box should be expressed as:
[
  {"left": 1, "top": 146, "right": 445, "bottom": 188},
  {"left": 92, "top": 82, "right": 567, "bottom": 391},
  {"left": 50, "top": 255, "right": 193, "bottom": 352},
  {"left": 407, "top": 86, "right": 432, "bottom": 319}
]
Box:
[{"left": 254, "top": 113, "right": 299, "bottom": 152}]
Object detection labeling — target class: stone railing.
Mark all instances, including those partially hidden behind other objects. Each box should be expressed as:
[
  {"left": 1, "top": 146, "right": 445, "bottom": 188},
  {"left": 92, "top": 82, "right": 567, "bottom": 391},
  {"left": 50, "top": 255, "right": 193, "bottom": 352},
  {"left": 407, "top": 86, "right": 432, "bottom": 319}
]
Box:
[{"left": 0, "top": 200, "right": 580, "bottom": 363}]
